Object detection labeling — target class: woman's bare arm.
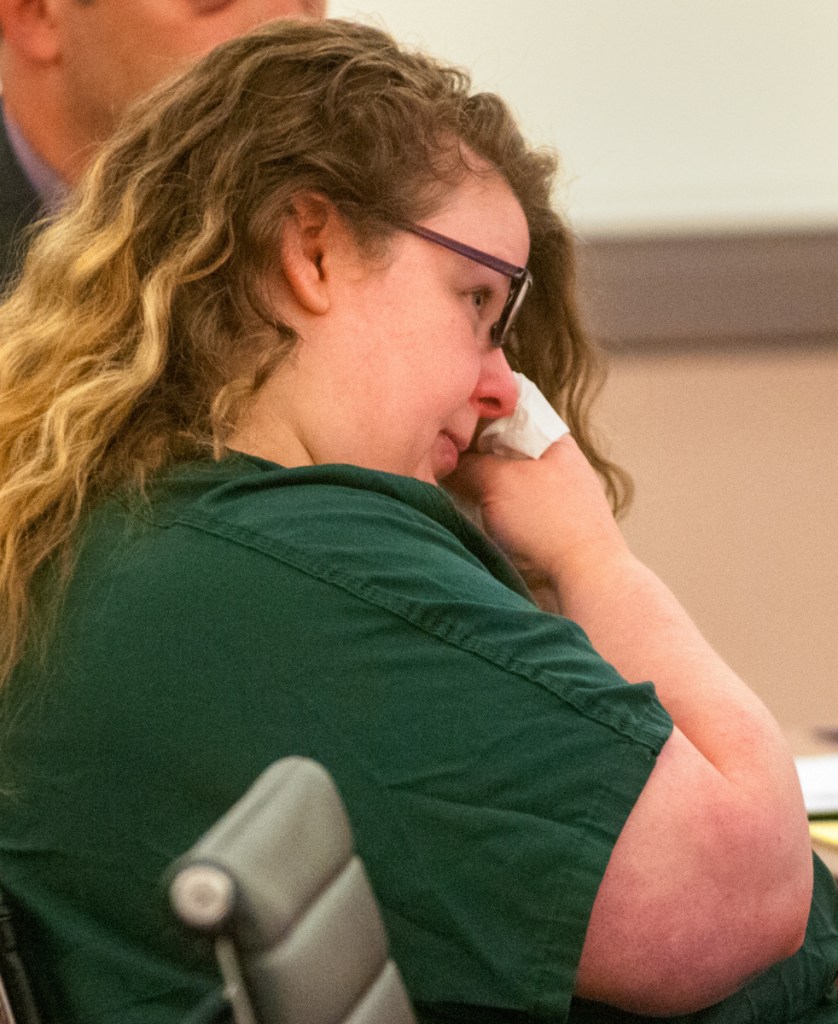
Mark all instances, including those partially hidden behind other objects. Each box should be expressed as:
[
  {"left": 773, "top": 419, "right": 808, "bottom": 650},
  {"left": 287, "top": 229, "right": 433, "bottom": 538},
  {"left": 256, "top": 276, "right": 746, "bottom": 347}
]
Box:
[{"left": 449, "top": 438, "right": 813, "bottom": 1014}]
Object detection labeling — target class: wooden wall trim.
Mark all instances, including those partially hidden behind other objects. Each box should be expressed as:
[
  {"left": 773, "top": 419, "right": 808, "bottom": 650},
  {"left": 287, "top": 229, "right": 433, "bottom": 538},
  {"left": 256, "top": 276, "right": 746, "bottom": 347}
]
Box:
[{"left": 575, "top": 229, "right": 838, "bottom": 351}]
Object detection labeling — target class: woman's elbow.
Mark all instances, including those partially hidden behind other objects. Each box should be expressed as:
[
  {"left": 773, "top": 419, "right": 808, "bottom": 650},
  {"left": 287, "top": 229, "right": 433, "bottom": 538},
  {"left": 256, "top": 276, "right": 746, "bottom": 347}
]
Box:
[
  {"left": 577, "top": 841, "right": 814, "bottom": 1016},
  {"left": 603, "top": 887, "right": 811, "bottom": 1018},
  {"left": 681, "top": 843, "right": 814, "bottom": 1012},
  {"left": 760, "top": 855, "right": 813, "bottom": 962},
  {"left": 747, "top": 806, "right": 814, "bottom": 962}
]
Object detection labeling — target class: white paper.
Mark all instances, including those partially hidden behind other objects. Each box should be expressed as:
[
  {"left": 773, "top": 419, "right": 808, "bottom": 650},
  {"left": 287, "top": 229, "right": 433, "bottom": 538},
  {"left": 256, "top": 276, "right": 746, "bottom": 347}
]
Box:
[
  {"left": 476, "top": 372, "right": 569, "bottom": 460},
  {"left": 795, "top": 754, "right": 838, "bottom": 815}
]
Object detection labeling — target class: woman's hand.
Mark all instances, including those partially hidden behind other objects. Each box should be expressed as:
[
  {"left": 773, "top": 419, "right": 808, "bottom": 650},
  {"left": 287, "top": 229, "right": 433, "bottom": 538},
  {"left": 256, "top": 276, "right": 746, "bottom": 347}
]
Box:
[{"left": 447, "top": 437, "right": 630, "bottom": 609}]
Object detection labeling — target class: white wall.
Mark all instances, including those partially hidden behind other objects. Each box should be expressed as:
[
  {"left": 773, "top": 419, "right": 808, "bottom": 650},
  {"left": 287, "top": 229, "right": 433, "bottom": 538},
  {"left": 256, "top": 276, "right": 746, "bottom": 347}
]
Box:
[{"left": 328, "top": 0, "right": 838, "bottom": 236}]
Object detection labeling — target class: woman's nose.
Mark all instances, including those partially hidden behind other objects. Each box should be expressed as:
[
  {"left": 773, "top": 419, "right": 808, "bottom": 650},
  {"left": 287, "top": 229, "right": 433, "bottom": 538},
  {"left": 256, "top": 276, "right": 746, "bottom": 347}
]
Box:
[{"left": 471, "top": 347, "right": 519, "bottom": 420}]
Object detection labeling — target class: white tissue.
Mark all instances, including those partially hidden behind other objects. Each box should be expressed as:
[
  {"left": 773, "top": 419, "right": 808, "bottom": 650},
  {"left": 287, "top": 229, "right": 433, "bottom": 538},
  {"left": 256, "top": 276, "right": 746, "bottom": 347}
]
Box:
[{"left": 476, "top": 372, "right": 569, "bottom": 459}]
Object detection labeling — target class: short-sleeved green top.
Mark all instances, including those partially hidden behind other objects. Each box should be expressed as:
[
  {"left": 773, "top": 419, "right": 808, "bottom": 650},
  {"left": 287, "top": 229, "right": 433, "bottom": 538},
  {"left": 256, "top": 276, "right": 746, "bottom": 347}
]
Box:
[{"left": 0, "top": 456, "right": 835, "bottom": 1024}]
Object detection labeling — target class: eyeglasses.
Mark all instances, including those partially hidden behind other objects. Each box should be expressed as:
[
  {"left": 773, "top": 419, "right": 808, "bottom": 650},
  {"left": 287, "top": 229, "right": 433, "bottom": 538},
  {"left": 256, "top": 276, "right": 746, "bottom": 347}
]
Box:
[{"left": 401, "top": 223, "right": 533, "bottom": 348}]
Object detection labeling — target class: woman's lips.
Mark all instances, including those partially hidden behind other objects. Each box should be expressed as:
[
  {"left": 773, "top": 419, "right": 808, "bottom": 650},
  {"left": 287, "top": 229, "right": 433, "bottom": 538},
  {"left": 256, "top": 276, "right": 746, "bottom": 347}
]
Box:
[
  {"left": 435, "top": 431, "right": 464, "bottom": 479},
  {"left": 444, "top": 430, "right": 470, "bottom": 454}
]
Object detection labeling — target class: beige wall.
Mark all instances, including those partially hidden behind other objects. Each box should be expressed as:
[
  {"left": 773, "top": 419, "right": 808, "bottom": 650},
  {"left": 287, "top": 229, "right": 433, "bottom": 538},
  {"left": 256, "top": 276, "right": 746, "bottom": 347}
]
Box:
[{"left": 596, "top": 346, "right": 838, "bottom": 729}]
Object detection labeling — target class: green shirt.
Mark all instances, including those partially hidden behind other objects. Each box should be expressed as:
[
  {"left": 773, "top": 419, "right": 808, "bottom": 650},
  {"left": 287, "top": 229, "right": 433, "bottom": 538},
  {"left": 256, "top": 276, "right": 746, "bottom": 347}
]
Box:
[{"left": 0, "top": 456, "right": 835, "bottom": 1023}]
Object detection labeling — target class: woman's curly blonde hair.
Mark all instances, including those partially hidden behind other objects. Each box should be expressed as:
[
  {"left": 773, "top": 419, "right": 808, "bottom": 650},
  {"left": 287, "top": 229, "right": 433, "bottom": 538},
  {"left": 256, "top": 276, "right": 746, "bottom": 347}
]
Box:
[{"left": 0, "top": 17, "right": 629, "bottom": 687}]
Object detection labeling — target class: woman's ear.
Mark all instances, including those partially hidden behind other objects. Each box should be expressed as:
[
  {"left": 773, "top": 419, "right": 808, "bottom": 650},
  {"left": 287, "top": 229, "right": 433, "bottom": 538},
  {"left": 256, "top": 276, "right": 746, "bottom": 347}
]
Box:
[{"left": 278, "top": 193, "right": 340, "bottom": 316}]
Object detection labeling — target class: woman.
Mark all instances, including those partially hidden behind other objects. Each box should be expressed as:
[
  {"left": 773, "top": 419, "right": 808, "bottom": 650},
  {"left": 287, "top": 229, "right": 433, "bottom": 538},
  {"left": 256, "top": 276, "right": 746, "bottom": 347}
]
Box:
[{"left": 0, "top": 18, "right": 835, "bottom": 1024}]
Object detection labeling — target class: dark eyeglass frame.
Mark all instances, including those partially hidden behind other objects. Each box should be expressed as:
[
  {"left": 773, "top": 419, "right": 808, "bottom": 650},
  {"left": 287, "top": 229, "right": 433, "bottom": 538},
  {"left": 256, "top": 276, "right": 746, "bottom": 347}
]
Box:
[{"left": 401, "top": 223, "right": 533, "bottom": 348}]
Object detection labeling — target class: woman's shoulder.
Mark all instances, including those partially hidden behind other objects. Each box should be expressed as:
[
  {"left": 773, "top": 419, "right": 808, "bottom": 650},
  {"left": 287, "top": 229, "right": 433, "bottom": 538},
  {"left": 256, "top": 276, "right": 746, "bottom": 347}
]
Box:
[
  {"left": 162, "top": 453, "right": 474, "bottom": 533},
  {"left": 131, "top": 453, "right": 530, "bottom": 598}
]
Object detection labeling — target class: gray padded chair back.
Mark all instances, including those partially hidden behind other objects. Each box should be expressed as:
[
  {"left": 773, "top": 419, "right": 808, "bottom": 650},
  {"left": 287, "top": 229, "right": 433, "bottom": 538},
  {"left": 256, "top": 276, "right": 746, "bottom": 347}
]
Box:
[{"left": 168, "top": 757, "right": 416, "bottom": 1024}]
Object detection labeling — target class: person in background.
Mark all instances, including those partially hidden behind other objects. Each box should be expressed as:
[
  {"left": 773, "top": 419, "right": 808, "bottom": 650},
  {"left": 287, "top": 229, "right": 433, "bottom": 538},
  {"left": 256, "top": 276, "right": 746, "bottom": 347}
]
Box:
[
  {"left": 0, "top": 0, "right": 325, "bottom": 288},
  {"left": 0, "top": 17, "right": 836, "bottom": 1024}
]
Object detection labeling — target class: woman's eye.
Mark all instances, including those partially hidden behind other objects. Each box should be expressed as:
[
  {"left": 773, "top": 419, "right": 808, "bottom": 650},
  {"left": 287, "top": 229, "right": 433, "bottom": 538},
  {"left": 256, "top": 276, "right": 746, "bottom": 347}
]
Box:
[{"left": 471, "top": 288, "right": 491, "bottom": 312}]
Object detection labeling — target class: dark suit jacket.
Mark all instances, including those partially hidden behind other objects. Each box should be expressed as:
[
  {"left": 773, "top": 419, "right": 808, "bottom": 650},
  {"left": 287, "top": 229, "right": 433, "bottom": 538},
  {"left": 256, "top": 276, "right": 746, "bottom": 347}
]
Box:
[{"left": 0, "top": 106, "right": 43, "bottom": 293}]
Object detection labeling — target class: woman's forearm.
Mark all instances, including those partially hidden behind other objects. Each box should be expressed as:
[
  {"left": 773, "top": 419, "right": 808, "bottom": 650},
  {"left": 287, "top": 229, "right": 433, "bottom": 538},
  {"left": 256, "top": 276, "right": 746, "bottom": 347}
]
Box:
[{"left": 547, "top": 545, "right": 803, "bottom": 801}]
